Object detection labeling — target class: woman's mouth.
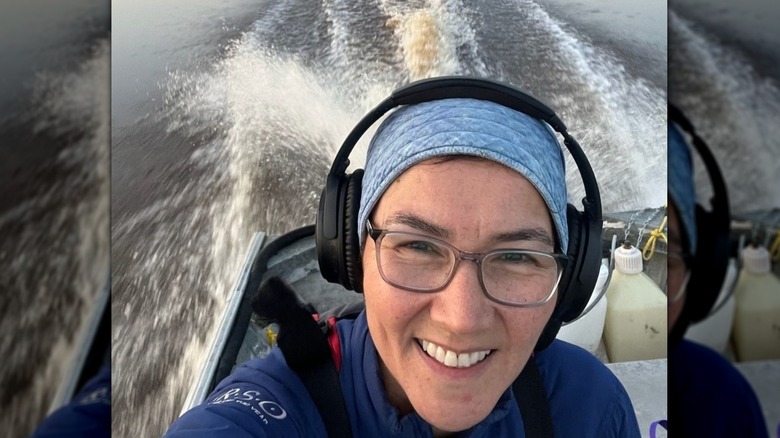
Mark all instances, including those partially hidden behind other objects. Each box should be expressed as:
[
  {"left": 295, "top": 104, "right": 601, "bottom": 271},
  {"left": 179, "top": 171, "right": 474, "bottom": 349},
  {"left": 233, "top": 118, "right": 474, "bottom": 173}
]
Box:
[{"left": 416, "top": 338, "right": 492, "bottom": 368}]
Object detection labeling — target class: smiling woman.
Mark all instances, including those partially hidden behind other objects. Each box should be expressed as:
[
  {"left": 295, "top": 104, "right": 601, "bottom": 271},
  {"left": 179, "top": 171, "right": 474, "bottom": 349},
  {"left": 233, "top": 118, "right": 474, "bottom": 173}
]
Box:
[
  {"left": 164, "top": 77, "right": 641, "bottom": 437},
  {"left": 363, "top": 158, "right": 560, "bottom": 432}
]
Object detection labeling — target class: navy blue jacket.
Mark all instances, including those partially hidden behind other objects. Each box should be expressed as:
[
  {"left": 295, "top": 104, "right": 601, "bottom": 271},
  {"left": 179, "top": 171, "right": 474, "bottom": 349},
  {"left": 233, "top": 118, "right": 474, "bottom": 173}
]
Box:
[
  {"left": 166, "top": 311, "right": 640, "bottom": 437},
  {"left": 29, "top": 364, "right": 111, "bottom": 438},
  {"left": 670, "top": 340, "right": 768, "bottom": 437}
]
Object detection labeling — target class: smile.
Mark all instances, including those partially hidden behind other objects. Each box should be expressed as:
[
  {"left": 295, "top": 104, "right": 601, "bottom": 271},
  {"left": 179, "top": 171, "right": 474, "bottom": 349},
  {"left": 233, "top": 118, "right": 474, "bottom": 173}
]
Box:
[{"left": 417, "top": 339, "right": 492, "bottom": 368}]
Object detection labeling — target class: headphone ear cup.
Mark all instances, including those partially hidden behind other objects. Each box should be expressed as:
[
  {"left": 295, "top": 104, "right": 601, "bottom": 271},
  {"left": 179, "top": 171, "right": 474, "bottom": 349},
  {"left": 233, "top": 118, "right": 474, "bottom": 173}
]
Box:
[
  {"left": 535, "top": 204, "right": 595, "bottom": 350},
  {"left": 685, "top": 205, "right": 729, "bottom": 323},
  {"left": 343, "top": 170, "right": 364, "bottom": 292},
  {"left": 315, "top": 169, "right": 364, "bottom": 292},
  {"left": 316, "top": 175, "right": 343, "bottom": 286},
  {"left": 557, "top": 204, "right": 594, "bottom": 321}
]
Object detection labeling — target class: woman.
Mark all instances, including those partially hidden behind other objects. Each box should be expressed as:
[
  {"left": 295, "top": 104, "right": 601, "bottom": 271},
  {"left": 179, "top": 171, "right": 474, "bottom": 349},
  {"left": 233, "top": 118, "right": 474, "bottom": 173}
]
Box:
[{"left": 165, "top": 80, "right": 640, "bottom": 437}]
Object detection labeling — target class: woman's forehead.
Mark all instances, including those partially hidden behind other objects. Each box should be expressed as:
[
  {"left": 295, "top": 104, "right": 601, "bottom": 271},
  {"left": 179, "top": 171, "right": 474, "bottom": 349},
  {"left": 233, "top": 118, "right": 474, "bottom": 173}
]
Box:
[{"left": 374, "top": 161, "right": 555, "bottom": 238}]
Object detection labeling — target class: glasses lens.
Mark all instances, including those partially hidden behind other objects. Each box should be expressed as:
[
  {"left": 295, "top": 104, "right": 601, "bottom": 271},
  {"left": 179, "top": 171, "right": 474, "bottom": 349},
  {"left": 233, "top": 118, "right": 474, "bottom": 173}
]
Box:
[
  {"left": 377, "top": 232, "right": 454, "bottom": 290},
  {"left": 482, "top": 251, "right": 561, "bottom": 304}
]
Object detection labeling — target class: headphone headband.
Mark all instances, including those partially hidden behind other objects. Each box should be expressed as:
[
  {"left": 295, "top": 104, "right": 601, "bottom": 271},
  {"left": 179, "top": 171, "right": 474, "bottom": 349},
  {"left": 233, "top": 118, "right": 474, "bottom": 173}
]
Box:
[
  {"left": 323, "top": 76, "right": 602, "bottom": 240},
  {"left": 330, "top": 77, "right": 566, "bottom": 174}
]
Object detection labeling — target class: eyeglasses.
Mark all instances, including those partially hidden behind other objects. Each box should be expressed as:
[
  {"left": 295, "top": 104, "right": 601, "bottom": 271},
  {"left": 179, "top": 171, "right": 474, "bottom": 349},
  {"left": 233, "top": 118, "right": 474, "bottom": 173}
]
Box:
[
  {"left": 668, "top": 251, "right": 692, "bottom": 303},
  {"left": 366, "top": 221, "right": 568, "bottom": 307}
]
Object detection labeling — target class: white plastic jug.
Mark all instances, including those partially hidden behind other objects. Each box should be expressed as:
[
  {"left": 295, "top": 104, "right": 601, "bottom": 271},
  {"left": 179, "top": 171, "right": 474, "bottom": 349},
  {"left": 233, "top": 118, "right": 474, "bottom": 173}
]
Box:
[
  {"left": 603, "top": 242, "right": 667, "bottom": 362},
  {"left": 732, "top": 244, "right": 780, "bottom": 361},
  {"left": 557, "top": 260, "right": 609, "bottom": 355},
  {"left": 685, "top": 258, "right": 737, "bottom": 354}
]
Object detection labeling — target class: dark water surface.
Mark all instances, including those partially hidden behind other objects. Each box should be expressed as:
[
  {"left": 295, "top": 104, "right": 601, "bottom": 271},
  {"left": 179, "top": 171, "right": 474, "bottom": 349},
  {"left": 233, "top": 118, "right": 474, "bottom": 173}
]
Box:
[{"left": 0, "top": 2, "right": 109, "bottom": 434}]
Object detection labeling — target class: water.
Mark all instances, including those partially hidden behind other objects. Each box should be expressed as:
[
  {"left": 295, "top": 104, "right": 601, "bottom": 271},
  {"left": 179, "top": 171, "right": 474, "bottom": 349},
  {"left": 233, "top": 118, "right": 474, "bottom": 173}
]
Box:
[
  {"left": 669, "top": 2, "right": 780, "bottom": 213},
  {"left": 535, "top": 0, "right": 667, "bottom": 91},
  {"left": 0, "top": 2, "right": 109, "bottom": 434},
  {"left": 111, "top": 0, "right": 666, "bottom": 436}
]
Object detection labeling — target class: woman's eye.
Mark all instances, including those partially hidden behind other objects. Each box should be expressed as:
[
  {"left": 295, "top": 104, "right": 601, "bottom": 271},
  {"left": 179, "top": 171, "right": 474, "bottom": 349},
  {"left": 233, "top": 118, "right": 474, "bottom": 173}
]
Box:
[
  {"left": 499, "top": 252, "right": 530, "bottom": 263},
  {"left": 406, "top": 241, "right": 436, "bottom": 252}
]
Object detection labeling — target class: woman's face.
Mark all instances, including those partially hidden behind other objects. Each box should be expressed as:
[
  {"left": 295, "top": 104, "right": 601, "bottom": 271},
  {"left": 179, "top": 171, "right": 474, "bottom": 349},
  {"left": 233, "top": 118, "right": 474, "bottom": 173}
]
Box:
[{"left": 362, "top": 158, "right": 557, "bottom": 433}]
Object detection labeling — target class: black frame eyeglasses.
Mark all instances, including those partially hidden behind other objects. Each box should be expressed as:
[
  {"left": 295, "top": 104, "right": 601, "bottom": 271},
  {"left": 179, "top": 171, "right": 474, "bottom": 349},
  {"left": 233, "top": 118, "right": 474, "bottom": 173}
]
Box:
[{"left": 366, "top": 221, "right": 568, "bottom": 307}]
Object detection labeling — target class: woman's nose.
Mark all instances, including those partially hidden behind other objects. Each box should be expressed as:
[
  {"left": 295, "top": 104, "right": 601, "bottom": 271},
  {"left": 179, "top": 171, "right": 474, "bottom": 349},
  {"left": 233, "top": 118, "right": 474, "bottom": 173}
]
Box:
[{"left": 429, "top": 259, "right": 494, "bottom": 334}]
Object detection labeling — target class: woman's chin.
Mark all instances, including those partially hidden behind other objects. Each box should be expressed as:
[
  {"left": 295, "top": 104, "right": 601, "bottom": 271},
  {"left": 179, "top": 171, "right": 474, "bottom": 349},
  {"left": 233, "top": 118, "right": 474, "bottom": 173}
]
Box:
[
  {"left": 426, "top": 416, "right": 482, "bottom": 435},
  {"left": 414, "top": 401, "right": 491, "bottom": 433}
]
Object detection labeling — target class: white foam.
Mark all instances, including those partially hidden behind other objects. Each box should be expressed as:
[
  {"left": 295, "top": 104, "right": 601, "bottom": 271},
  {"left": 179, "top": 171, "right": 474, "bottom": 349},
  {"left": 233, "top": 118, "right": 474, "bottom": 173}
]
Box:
[
  {"left": 670, "top": 11, "right": 780, "bottom": 212},
  {"left": 520, "top": 0, "right": 667, "bottom": 210}
]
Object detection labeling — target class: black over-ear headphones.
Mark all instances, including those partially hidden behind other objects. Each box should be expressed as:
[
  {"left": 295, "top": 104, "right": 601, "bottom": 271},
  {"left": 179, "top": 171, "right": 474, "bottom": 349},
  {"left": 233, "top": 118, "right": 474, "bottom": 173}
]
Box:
[
  {"left": 668, "top": 105, "right": 731, "bottom": 346},
  {"left": 315, "top": 76, "right": 603, "bottom": 350}
]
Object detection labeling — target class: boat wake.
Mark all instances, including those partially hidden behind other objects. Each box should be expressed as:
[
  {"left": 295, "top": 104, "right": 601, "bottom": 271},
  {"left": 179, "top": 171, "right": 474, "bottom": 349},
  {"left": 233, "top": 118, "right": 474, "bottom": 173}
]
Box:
[
  {"left": 384, "top": 0, "right": 487, "bottom": 81},
  {"left": 506, "top": 0, "right": 667, "bottom": 211},
  {"left": 669, "top": 10, "right": 780, "bottom": 212},
  {"left": 0, "top": 38, "right": 109, "bottom": 437}
]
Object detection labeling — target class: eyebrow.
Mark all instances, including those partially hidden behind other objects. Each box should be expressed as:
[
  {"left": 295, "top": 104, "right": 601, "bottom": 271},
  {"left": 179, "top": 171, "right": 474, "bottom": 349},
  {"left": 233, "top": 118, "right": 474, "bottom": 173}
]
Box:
[
  {"left": 383, "top": 212, "right": 555, "bottom": 247},
  {"left": 384, "top": 213, "right": 450, "bottom": 238},
  {"left": 491, "top": 229, "right": 555, "bottom": 247}
]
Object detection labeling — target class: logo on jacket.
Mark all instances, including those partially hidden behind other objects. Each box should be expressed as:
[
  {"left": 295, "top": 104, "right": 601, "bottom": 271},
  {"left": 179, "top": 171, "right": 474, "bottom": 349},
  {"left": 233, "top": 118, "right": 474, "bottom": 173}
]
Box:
[{"left": 211, "top": 387, "right": 288, "bottom": 423}]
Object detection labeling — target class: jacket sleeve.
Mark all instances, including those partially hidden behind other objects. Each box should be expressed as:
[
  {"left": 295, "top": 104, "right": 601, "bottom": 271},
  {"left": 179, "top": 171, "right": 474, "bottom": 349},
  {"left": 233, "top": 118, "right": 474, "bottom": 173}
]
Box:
[
  {"left": 601, "top": 381, "right": 642, "bottom": 438},
  {"left": 536, "top": 340, "right": 644, "bottom": 438},
  {"left": 163, "top": 387, "right": 277, "bottom": 438},
  {"left": 163, "top": 351, "right": 328, "bottom": 438},
  {"left": 28, "top": 364, "right": 111, "bottom": 438}
]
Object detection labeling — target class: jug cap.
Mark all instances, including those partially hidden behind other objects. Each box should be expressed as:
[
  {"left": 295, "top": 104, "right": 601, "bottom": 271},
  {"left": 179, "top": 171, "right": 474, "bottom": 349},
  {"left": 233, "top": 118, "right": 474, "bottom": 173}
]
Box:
[
  {"left": 741, "top": 243, "right": 771, "bottom": 274},
  {"left": 614, "top": 241, "right": 643, "bottom": 274}
]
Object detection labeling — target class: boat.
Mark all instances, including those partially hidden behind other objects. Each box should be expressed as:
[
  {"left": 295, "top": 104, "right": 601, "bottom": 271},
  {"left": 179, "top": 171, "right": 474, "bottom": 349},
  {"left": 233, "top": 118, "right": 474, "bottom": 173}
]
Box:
[{"left": 181, "top": 225, "right": 367, "bottom": 412}]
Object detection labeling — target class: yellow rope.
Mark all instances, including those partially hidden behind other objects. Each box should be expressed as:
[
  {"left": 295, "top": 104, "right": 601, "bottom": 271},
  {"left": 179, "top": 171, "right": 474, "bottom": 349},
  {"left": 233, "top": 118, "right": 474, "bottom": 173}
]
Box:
[
  {"left": 642, "top": 207, "right": 668, "bottom": 261},
  {"left": 265, "top": 325, "right": 279, "bottom": 347},
  {"left": 770, "top": 230, "right": 780, "bottom": 262}
]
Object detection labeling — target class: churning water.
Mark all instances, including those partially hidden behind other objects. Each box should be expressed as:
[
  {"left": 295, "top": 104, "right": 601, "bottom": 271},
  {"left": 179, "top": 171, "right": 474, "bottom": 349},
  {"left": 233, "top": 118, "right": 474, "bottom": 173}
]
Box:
[
  {"left": 111, "top": 0, "right": 666, "bottom": 436},
  {"left": 669, "top": 7, "right": 780, "bottom": 212},
  {"left": 0, "top": 37, "right": 109, "bottom": 436}
]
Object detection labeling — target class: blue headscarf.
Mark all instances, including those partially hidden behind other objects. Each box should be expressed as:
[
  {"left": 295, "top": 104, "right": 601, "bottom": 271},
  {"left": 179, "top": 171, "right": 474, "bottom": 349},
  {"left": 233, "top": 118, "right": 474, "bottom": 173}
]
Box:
[
  {"left": 668, "top": 122, "right": 698, "bottom": 254},
  {"left": 357, "top": 98, "right": 569, "bottom": 251}
]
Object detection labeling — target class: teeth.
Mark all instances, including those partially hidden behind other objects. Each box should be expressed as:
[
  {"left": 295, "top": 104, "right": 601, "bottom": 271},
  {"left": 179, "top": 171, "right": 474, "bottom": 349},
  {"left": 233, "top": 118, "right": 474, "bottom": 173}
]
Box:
[
  {"left": 435, "top": 346, "right": 446, "bottom": 363},
  {"left": 426, "top": 341, "right": 437, "bottom": 358},
  {"left": 444, "top": 350, "right": 458, "bottom": 367},
  {"left": 417, "top": 339, "right": 491, "bottom": 368}
]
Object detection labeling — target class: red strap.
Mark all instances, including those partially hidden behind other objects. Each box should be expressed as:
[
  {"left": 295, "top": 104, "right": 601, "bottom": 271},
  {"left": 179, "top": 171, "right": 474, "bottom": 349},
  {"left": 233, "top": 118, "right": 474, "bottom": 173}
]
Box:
[
  {"left": 310, "top": 314, "right": 342, "bottom": 371},
  {"left": 325, "top": 316, "right": 342, "bottom": 372}
]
